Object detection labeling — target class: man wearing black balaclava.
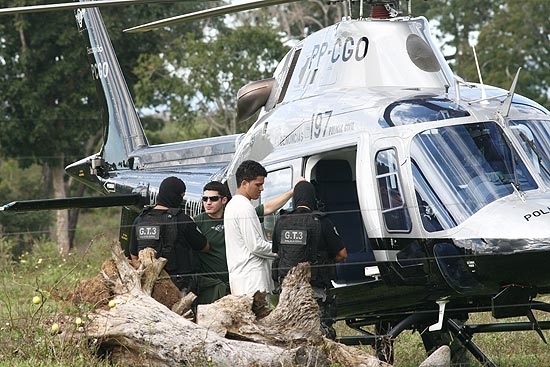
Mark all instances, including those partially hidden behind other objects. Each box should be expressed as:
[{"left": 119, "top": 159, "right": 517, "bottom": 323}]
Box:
[
  {"left": 272, "top": 180, "right": 347, "bottom": 339},
  {"left": 129, "top": 176, "right": 209, "bottom": 292},
  {"left": 156, "top": 176, "right": 187, "bottom": 208}
]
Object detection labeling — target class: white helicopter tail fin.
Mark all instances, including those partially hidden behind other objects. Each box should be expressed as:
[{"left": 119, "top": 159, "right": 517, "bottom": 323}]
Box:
[{"left": 75, "top": 4, "right": 148, "bottom": 173}]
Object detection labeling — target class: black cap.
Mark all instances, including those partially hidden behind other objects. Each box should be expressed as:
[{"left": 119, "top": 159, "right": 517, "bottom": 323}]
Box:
[{"left": 157, "top": 176, "right": 186, "bottom": 208}]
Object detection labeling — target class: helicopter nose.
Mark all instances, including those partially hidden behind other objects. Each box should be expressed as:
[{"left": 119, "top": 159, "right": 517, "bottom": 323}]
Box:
[
  {"left": 446, "top": 193, "right": 550, "bottom": 291},
  {"left": 453, "top": 191, "right": 550, "bottom": 239}
]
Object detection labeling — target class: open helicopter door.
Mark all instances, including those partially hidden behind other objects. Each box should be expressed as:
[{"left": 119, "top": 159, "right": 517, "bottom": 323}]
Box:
[
  {"left": 305, "top": 148, "right": 376, "bottom": 285},
  {"left": 250, "top": 151, "right": 377, "bottom": 288}
]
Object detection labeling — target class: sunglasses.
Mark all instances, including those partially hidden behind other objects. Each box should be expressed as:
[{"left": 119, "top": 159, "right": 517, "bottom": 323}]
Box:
[{"left": 202, "top": 195, "right": 221, "bottom": 202}]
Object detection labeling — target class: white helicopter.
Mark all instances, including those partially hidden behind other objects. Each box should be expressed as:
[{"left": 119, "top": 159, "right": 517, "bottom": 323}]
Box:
[{"left": 2, "top": 0, "right": 550, "bottom": 365}]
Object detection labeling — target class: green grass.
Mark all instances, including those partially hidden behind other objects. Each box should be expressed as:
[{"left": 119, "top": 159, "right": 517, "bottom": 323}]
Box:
[
  {"left": 2, "top": 208, "right": 550, "bottom": 366},
  {"left": 0, "top": 208, "right": 119, "bottom": 367},
  {"left": 0, "top": 245, "right": 111, "bottom": 366}
]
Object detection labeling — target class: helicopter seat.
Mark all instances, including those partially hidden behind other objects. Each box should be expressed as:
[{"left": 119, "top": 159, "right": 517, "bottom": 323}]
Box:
[{"left": 312, "top": 160, "right": 375, "bottom": 283}]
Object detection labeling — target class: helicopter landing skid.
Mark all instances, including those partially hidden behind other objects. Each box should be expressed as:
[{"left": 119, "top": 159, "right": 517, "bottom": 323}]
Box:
[
  {"left": 337, "top": 304, "right": 550, "bottom": 367},
  {"left": 445, "top": 316, "right": 550, "bottom": 367}
]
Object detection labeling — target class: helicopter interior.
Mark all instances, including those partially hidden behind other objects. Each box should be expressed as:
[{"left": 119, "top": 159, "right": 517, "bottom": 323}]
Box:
[{"left": 311, "top": 158, "right": 375, "bottom": 283}]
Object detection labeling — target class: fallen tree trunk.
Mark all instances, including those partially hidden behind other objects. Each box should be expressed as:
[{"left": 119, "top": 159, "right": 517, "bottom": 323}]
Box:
[{"left": 65, "top": 242, "right": 447, "bottom": 366}]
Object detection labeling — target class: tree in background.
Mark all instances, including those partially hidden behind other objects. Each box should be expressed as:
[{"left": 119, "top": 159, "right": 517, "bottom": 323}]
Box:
[
  {"left": 474, "top": 0, "right": 550, "bottom": 105},
  {"left": 424, "top": 0, "right": 550, "bottom": 106},
  {"left": 0, "top": 160, "right": 52, "bottom": 261},
  {"left": 133, "top": 19, "right": 288, "bottom": 138},
  {"left": 0, "top": 9, "right": 99, "bottom": 256},
  {"left": 423, "top": 0, "right": 505, "bottom": 75},
  {"left": 261, "top": 0, "right": 347, "bottom": 38}
]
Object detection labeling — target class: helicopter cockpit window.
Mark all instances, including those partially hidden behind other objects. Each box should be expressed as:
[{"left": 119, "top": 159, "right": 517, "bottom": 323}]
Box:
[
  {"left": 412, "top": 162, "right": 454, "bottom": 232},
  {"left": 375, "top": 149, "right": 411, "bottom": 232},
  {"left": 379, "top": 97, "right": 470, "bottom": 127},
  {"left": 260, "top": 167, "right": 293, "bottom": 240},
  {"left": 509, "top": 119, "right": 550, "bottom": 185},
  {"left": 510, "top": 102, "right": 549, "bottom": 117},
  {"left": 410, "top": 122, "right": 537, "bottom": 225}
]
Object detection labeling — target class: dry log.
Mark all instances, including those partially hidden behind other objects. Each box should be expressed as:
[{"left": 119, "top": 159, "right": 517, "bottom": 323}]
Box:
[
  {"left": 67, "top": 242, "right": 446, "bottom": 366},
  {"left": 196, "top": 259, "right": 324, "bottom": 346},
  {"left": 419, "top": 346, "right": 451, "bottom": 367}
]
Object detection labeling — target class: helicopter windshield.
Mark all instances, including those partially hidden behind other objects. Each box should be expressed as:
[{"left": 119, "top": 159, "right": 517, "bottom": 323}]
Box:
[
  {"left": 411, "top": 121, "right": 537, "bottom": 229},
  {"left": 509, "top": 119, "right": 550, "bottom": 185}
]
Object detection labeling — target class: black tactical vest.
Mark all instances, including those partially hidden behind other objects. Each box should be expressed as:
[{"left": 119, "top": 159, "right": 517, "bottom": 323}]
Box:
[
  {"left": 135, "top": 207, "right": 182, "bottom": 273},
  {"left": 276, "top": 210, "right": 331, "bottom": 286}
]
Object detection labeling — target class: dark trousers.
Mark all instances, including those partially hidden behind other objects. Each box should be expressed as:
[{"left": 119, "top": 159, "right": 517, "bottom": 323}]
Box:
[{"left": 312, "top": 286, "right": 337, "bottom": 339}]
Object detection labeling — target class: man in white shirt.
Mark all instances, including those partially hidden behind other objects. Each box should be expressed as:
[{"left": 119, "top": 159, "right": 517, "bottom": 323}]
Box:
[{"left": 224, "top": 160, "right": 283, "bottom": 296}]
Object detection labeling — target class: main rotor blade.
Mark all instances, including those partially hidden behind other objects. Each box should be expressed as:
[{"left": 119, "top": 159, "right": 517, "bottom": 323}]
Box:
[
  {"left": 0, "top": 0, "right": 182, "bottom": 16},
  {"left": 124, "top": 0, "right": 299, "bottom": 33}
]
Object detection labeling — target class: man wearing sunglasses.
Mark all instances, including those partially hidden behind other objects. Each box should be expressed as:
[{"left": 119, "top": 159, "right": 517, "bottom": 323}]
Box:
[{"left": 194, "top": 178, "right": 297, "bottom": 304}]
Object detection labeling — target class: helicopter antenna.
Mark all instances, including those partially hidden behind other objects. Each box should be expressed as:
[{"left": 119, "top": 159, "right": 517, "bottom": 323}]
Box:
[
  {"left": 498, "top": 67, "right": 522, "bottom": 120},
  {"left": 472, "top": 45, "right": 489, "bottom": 104}
]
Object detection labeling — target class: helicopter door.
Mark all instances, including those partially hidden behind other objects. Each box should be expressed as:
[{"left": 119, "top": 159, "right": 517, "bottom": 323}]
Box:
[
  {"left": 374, "top": 148, "right": 429, "bottom": 286},
  {"left": 311, "top": 158, "right": 374, "bottom": 283}
]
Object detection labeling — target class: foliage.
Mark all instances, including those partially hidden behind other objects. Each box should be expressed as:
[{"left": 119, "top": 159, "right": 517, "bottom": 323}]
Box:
[
  {"left": 0, "top": 2, "right": 224, "bottom": 169},
  {"left": 474, "top": 1, "right": 550, "bottom": 105},
  {"left": 0, "top": 202, "right": 121, "bottom": 365},
  {"left": 101, "top": 2, "right": 226, "bottom": 91},
  {"left": 0, "top": 6, "right": 101, "bottom": 163},
  {"left": 253, "top": 0, "right": 348, "bottom": 39},
  {"left": 134, "top": 23, "right": 289, "bottom": 137},
  {"left": 423, "top": 0, "right": 550, "bottom": 106},
  {"left": 0, "top": 159, "right": 52, "bottom": 262}
]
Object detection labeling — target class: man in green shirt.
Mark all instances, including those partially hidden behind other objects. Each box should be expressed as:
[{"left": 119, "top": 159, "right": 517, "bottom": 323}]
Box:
[{"left": 194, "top": 180, "right": 297, "bottom": 304}]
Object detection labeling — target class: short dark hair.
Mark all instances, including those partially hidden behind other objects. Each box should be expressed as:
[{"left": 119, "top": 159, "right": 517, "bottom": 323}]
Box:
[
  {"left": 203, "top": 181, "right": 231, "bottom": 198},
  {"left": 235, "top": 160, "right": 267, "bottom": 188}
]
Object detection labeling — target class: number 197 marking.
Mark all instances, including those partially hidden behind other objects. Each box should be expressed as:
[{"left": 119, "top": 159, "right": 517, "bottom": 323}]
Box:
[{"left": 311, "top": 110, "right": 333, "bottom": 138}]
